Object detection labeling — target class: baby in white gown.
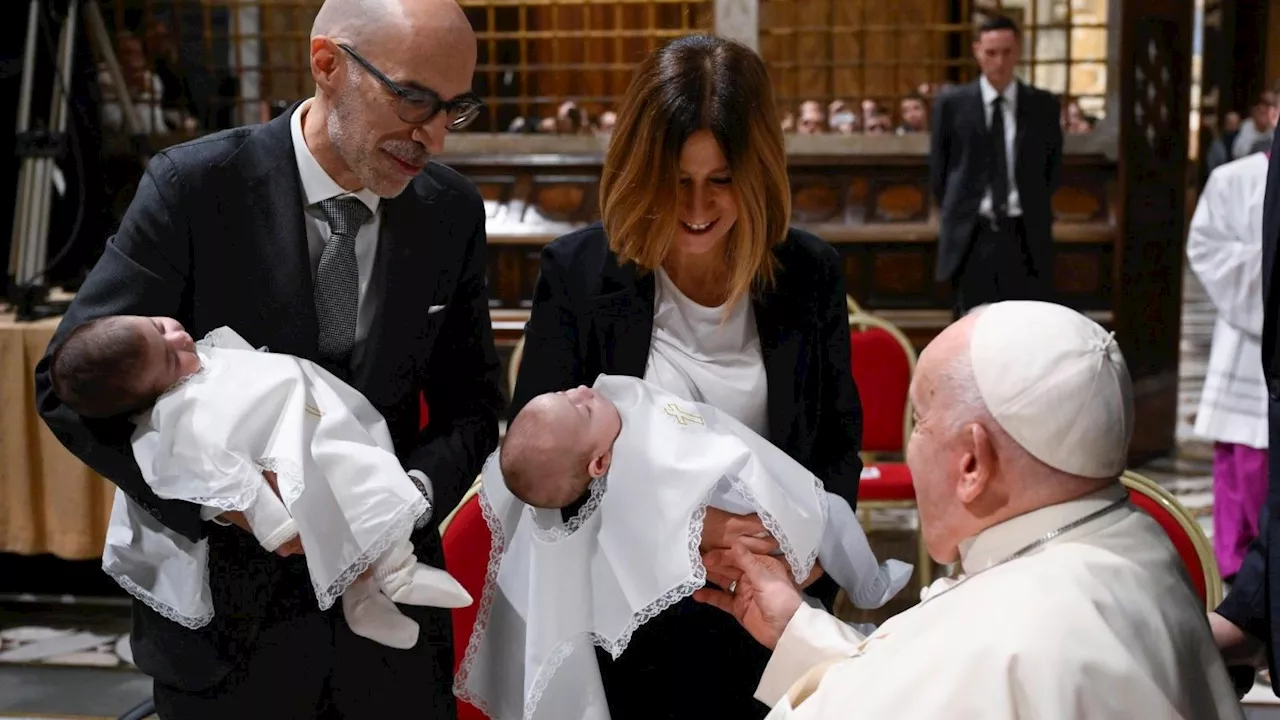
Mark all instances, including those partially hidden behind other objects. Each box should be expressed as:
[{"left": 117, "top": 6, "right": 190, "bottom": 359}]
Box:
[
  {"left": 455, "top": 374, "right": 909, "bottom": 719},
  {"left": 49, "top": 316, "right": 472, "bottom": 649},
  {"left": 502, "top": 377, "right": 910, "bottom": 608}
]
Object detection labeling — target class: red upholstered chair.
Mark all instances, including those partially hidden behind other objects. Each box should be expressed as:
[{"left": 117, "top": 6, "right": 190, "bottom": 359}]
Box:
[
  {"left": 1121, "top": 470, "right": 1223, "bottom": 611},
  {"left": 846, "top": 296, "right": 932, "bottom": 589},
  {"left": 439, "top": 479, "right": 489, "bottom": 720}
]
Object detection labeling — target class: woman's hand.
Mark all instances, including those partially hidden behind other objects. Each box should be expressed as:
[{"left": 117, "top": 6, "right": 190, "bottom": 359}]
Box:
[
  {"left": 799, "top": 560, "right": 825, "bottom": 590},
  {"left": 701, "top": 507, "right": 780, "bottom": 553},
  {"left": 693, "top": 542, "right": 804, "bottom": 650},
  {"left": 703, "top": 546, "right": 824, "bottom": 594}
]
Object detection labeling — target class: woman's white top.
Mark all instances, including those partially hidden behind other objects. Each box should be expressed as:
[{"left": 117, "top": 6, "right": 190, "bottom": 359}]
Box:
[
  {"left": 102, "top": 327, "right": 427, "bottom": 629},
  {"left": 644, "top": 268, "right": 769, "bottom": 436},
  {"left": 455, "top": 375, "right": 910, "bottom": 720}
]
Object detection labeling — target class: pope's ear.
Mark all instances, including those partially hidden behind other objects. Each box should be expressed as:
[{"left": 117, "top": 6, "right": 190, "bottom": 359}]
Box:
[{"left": 956, "top": 422, "right": 995, "bottom": 503}]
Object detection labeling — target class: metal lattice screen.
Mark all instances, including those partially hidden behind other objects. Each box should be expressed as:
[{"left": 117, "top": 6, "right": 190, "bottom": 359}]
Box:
[
  {"left": 105, "top": 0, "right": 712, "bottom": 134},
  {"left": 760, "top": 0, "right": 1109, "bottom": 131}
]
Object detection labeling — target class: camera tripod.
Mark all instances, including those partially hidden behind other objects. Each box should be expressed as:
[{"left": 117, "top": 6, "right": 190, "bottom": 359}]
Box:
[{"left": 8, "top": 0, "right": 146, "bottom": 321}]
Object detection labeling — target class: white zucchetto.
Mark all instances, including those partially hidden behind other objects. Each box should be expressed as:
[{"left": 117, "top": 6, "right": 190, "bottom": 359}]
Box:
[{"left": 968, "top": 301, "right": 1134, "bottom": 478}]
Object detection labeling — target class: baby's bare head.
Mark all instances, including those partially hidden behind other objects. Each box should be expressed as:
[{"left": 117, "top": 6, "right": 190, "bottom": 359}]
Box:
[
  {"left": 500, "top": 387, "right": 621, "bottom": 508},
  {"left": 51, "top": 316, "right": 198, "bottom": 418}
]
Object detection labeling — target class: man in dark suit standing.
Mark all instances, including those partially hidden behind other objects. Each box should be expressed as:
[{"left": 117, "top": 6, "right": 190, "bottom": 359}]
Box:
[
  {"left": 32, "top": 0, "right": 503, "bottom": 717},
  {"left": 929, "top": 14, "right": 1064, "bottom": 317},
  {"left": 1211, "top": 110, "right": 1280, "bottom": 696}
]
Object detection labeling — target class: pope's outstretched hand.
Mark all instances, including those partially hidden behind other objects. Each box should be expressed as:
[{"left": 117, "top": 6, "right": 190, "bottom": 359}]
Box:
[{"left": 693, "top": 540, "right": 804, "bottom": 650}]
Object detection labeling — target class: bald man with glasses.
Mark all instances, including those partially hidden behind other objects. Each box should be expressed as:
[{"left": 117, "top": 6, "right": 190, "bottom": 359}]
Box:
[{"left": 34, "top": 0, "right": 503, "bottom": 717}]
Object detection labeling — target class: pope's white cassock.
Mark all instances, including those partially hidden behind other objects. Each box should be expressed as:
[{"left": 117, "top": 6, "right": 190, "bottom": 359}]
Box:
[
  {"left": 757, "top": 487, "right": 1243, "bottom": 719},
  {"left": 753, "top": 301, "right": 1245, "bottom": 720}
]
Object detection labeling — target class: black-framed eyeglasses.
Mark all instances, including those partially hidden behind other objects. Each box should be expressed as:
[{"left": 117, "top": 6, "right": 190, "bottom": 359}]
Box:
[{"left": 338, "top": 44, "right": 483, "bottom": 130}]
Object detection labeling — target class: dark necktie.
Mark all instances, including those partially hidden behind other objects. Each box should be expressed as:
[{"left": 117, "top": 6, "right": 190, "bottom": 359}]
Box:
[
  {"left": 989, "top": 95, "right": 1010, "bottom": 222},
  {"left": 315, "top": 197, "right": 372, "bottom": 364}
]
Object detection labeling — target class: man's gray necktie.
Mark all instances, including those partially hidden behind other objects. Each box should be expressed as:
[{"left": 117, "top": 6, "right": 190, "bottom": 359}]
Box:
[{"left": 315, "top": 197, "right": 372, "bottom": 362}]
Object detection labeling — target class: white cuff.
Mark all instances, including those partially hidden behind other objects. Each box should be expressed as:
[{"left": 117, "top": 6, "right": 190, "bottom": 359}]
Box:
[
  {"left": 754, "top": 603, "right": 867, "bottom": 707},
  {"left": 200, "top": 504, "right": 231, "bottom": 525}
]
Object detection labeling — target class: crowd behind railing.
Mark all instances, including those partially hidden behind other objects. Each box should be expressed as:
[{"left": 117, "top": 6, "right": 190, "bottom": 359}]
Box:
[
  {"left": 93, "top": 13, "right": 1105, "bottom": 147},
  {"left": 485, "top": 84, "right": 1100, "bottom": 140}
]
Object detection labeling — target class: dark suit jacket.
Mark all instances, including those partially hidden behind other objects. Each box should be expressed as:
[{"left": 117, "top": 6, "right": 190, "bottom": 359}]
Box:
[
  {"left": 33, "top": 106, "right": 504, "bottom": 690},
  {"left": 509, "top": 224, "right": 863, "bottom": 513},
  {"left": 1220, "top": 130, "right": 1280, "bottom": 690},
  {"left": 929, "top": 80, "right": 1064, "bottom": 282}
]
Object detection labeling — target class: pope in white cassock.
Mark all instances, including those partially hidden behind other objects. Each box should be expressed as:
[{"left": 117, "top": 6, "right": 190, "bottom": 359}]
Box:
[{"left": 694, "top": 300, "right": 1245, "bottom": 719}]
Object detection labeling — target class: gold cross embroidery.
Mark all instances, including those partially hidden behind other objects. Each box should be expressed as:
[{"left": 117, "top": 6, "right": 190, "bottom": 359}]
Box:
[
  {"left": 663, "top": 403, "right": 704, "bottom": 426},
  {"left": 304, "top": 404, "right": 324, "bottom": 418}
]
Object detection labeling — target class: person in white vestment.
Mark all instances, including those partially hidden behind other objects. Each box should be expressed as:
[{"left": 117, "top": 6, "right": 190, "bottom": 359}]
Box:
[
  {"left": 453, "top": 375, "right": 909, "bottom": 719},
  {"left": 48, "top": 315, "right": 472, "bottom": 650},
  {"left": 1187, "top": 151, "right": 1271, "bottom": 581},
  {"left": 694, "top": 300, "right": 1245, "bottom": 719}
]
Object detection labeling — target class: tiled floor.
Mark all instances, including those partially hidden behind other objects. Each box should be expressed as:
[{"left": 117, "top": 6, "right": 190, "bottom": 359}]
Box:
[{"left": 0, "top": 268, "right": 1264, "bottom": 717}]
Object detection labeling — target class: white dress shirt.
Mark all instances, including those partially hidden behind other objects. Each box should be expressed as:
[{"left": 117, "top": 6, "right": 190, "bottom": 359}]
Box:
[
  {"left": 978, "top": 75, "right": 1021, "bottom": 218},
  {"left": 289, "top": 99, "right": 383, "bottom": 359},
  {"left": 289, "top": 100, "right": 434, "bottom": 512}
]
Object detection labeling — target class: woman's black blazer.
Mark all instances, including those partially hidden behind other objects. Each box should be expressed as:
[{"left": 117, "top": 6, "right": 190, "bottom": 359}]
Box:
[{"left": 508, "top": 223, "right": 865, "bottom": 509}]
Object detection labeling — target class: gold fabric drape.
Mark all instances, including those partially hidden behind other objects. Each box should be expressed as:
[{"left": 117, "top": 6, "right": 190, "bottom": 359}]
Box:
[{"left": 0, "top": 313, "right": 114, "bottom": 559}]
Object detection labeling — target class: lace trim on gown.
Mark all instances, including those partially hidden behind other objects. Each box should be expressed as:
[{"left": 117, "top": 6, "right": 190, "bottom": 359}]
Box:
[
  {"left": 457, "top": 458, "right": 756, "bottom": 720},
  {"left": 727, "top": 474, "right": 824, "bottom": 584},
  {"left": 310, "top": 489, "right": 430, "bottom": 611},
  {"left": 102, "top": 561, "right": 215, "bottom": 630}
]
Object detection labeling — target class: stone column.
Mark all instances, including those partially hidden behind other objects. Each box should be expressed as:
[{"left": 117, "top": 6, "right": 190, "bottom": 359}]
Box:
[{"left": 715, "top": 0, "right": 758, "bottom": 52}]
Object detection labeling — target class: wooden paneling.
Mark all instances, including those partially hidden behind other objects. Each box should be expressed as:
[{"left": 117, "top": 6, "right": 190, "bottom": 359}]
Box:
[
  {"left": 761, "top": 0, "right": 949, "bottom": 108},
  {"left": 1116, "top": 0, "right": 1193, "bottom": 463},
  {"left": 453, "top": 151, "right": 1118, "bottom": 351},
  {"left": 524, "top": 1, "right": 712, "bottom": 117}
]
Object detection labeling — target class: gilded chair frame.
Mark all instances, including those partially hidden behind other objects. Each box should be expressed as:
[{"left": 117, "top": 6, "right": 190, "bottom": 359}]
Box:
[
  {"left": 1121, "top": 470, "right": 1223, "bottom": 611},
  {"left": 508, "top": 334, "right": 526, "bottom": 401},
  {"left": 844, "top": 296, "right": 932, "bottom": 590},
  {"left": 439, "top": 476, "right": 483, "bottom": 536}
]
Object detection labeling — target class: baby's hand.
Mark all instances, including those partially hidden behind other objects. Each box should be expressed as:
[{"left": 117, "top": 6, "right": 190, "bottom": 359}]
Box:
[{"left": 700, "top": 508, "right": 779, "bottom": 553}]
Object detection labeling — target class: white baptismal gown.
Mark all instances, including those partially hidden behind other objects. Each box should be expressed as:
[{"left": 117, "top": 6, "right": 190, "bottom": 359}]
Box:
[
  {"left": 102, "top": 327, "right": 432, "bottom": 627},
  {"left": 454, "top": 374, "right": 911, "bottom": 720}
]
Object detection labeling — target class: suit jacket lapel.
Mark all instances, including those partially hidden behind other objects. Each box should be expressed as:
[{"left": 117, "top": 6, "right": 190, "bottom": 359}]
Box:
[
  {"left": 239, "top": 105, "right": 319, "bottom": 360},
  {"left": 1014, "top": 82, "right": 1029, "bottom": 163},
  {"left": 352, "top": 172, "right": 449, "bottom": 395},
  {"left": 968, "top": 82, "right": 987, "bottom": 132},
  {"left": 592, "top": 257, "right": 654, "bottom": 380}
]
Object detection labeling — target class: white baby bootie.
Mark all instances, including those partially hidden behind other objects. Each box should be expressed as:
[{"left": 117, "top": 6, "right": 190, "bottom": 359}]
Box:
[
  {"left": 342, "top": 576, "right": 420, "bottom": 650},
  {"left": 374, "top": 541, "right": 472, "bottom": 609},
  {"left": 242, "top": 479, "right": 298, "bottom": 553}
]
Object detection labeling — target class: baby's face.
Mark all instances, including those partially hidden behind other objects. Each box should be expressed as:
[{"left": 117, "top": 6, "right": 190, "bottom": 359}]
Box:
[
  {"left": 542, "top": 386, "right": 622, "bottom": 473},
  {"left": 123, "top": 316, "right": 201, "bottom": 393}
]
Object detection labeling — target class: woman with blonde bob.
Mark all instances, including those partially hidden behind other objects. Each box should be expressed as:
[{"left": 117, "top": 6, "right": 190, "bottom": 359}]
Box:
[{"left": 507, "top": 35, "right": 864, "bottom": 717}]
